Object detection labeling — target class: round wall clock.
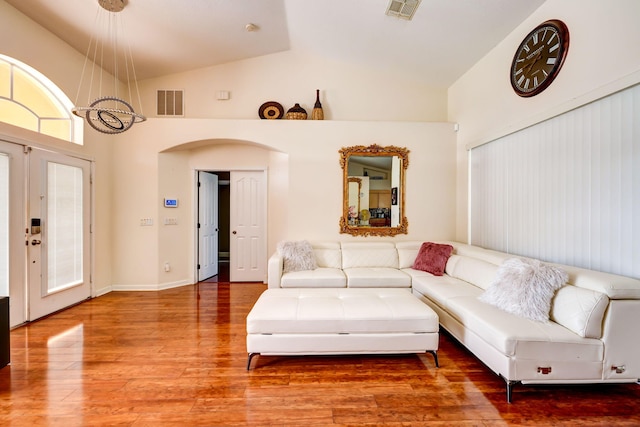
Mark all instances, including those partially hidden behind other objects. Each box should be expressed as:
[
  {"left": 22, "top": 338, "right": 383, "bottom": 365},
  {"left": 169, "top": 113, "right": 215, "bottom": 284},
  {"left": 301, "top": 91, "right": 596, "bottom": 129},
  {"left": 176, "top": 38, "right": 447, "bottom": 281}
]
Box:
[{"left": 510, "top": 19, "right": 569, "bottom": 97}]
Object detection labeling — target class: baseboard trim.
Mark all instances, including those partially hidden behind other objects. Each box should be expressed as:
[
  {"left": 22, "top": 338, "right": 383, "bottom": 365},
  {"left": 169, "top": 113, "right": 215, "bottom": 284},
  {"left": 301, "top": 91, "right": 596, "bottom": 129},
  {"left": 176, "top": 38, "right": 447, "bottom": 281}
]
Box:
[
  {"left": 94, "top": 286, "right": 113, "bottom": 297},
  {"left": 110, "top": 280, "right": 193, "bottom": 292}
]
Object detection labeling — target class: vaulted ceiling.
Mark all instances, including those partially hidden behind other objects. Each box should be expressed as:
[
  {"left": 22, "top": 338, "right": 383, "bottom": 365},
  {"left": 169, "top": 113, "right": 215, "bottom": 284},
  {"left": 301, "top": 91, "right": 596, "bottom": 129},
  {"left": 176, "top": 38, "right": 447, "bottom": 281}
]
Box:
[{"left": 6, "top": 0, "right": 546, "bottom": 87}]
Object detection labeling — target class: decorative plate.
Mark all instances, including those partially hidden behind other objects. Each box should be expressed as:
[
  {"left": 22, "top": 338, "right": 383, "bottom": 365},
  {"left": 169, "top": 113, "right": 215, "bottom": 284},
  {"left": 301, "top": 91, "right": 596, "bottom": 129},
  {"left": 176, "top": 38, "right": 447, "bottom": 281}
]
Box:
[{"left": 258, "top": 101, "right": 284, "bottom": 119}]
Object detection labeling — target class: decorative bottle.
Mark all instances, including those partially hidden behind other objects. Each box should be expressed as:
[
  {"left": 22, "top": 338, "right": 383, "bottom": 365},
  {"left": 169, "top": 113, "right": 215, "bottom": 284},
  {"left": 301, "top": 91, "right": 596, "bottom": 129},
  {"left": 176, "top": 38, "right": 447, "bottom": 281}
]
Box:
[{"left": 312, "top": 89, "right": 324, "bottom": 120}]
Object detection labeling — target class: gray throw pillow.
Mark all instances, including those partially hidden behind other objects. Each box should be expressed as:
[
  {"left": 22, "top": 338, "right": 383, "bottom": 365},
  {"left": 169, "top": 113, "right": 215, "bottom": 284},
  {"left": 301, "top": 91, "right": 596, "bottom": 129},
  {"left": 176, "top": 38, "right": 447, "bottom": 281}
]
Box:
[
  {"left": 277, "top": 240, "right": 318, "bottom": 273},
  {"left": 479, "top": 257, "right": 568, "bottom": 322}
]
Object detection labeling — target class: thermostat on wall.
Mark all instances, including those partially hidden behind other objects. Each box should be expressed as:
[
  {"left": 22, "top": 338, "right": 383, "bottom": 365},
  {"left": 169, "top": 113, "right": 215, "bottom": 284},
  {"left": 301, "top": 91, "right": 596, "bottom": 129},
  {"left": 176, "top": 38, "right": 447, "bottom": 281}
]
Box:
[{"left": 164, "top": 198, "right": 178, "bottom": 208}]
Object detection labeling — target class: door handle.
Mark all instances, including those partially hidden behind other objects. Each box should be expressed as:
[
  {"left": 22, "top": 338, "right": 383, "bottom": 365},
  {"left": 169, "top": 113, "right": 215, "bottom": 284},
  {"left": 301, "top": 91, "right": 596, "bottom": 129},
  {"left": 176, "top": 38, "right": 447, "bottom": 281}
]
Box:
[
  {"left": 232, "top": 231, "right": 237, "bottom": 235},
  {"left": 31, "top": 239, "right": 42, "bottom": 245}
]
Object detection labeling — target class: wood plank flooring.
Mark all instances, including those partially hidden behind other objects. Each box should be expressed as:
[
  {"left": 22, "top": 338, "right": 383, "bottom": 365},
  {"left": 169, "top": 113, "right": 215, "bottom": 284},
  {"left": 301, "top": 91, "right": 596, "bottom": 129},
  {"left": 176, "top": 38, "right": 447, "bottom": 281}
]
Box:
[{"left": 1, "top": 281, "right": 639, "bottom": 426}]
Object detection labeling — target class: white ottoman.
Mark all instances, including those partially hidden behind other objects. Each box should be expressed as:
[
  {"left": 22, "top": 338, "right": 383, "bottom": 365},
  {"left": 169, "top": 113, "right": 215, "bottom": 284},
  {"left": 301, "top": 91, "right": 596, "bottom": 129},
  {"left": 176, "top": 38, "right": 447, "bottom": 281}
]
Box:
[{"left": 246, "top": 288, "right": 439, "bottom": 369}]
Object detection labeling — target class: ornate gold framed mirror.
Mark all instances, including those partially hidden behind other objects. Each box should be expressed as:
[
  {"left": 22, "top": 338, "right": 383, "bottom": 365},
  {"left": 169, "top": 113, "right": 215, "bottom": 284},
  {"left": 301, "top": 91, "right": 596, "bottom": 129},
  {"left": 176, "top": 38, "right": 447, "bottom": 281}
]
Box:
[{"left": 339, "top": 144, "right": 409, "bottom": 236}]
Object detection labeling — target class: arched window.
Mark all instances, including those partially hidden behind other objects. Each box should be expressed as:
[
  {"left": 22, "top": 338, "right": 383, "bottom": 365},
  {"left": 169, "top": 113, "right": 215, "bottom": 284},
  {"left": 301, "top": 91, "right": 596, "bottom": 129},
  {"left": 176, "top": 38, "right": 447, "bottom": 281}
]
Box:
[{"left": 0, "top": 54, "right": 83, "bottom": 145}]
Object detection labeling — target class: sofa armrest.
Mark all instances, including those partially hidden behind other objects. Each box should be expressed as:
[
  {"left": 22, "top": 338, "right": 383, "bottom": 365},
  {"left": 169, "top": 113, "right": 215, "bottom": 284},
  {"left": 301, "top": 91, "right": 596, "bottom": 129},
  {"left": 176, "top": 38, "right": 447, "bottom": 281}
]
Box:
[{"left": 267, "top": 252, "right": 284, "bottom": 288}]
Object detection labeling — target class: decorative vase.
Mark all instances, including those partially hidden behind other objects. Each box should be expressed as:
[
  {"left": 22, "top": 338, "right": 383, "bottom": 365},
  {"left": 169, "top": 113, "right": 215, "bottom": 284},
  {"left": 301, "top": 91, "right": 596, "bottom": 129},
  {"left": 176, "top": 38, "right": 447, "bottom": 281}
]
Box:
[
  {"left": 285, "top": 103, "right": 307, "bottom": 120},
  {"left": 312, "top": 89, "right": 324, "bottom": 120}
]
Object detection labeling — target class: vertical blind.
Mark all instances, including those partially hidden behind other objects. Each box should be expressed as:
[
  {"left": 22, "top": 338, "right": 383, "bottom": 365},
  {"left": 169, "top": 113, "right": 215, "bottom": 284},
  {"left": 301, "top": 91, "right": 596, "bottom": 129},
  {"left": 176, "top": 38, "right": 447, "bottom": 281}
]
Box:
[{"left": 470, "top": 84, "right": 639, "bottom": 279}]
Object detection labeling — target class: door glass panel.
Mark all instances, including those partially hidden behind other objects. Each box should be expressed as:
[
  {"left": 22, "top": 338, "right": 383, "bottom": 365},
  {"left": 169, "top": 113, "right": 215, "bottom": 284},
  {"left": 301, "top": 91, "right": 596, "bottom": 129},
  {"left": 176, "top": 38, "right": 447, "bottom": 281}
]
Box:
[
  {"left": 0, "top": 153, "right": 7, "bottom": 295},
  {"left": 47, "top": 162, "right": 83, "bottom": 293}
]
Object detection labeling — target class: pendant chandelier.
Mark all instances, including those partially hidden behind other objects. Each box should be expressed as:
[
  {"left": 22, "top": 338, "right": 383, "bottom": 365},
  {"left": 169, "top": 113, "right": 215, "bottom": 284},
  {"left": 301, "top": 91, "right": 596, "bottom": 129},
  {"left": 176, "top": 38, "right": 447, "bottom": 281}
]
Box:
[{"left": 72, "top": 0, "right": 146, "bottom": 134}]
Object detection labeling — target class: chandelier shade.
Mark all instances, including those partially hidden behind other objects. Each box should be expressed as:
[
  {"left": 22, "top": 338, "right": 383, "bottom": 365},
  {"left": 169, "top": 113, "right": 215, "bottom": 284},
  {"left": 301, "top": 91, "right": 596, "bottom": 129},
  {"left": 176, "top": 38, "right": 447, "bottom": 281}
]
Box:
[{"left": 72, "top": 0, "right": 146, "bottom": 134}]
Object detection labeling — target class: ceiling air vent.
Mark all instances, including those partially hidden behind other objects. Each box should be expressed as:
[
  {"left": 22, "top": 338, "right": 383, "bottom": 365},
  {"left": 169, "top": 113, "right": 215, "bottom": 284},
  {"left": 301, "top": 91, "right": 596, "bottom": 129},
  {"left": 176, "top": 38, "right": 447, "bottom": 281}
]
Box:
[
  {"left": 386, "top": 0, "right": 421, "bottom": 20},
  {"left": 157, "top": 90, "right": 184, "bottom": 116}
]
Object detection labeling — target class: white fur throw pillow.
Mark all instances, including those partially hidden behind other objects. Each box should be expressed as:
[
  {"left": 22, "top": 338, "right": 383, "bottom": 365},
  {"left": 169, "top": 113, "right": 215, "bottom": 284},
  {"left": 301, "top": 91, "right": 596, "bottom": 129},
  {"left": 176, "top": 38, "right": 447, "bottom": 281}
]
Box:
[
  {"left": 479, "top": 258, "right": 568, "bottom": 322},
  {"left": 277, "top": 240, "right": 318, "bottom": 273}
]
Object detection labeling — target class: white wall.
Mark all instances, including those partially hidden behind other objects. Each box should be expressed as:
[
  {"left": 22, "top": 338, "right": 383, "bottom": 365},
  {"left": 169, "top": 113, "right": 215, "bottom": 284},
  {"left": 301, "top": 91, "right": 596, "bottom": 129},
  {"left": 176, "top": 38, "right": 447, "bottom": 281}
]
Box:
[
  {"left": 0, "top": 1, "right": 115, "bottom": 295},
  {"left": 8, "top": 0, "right": 640, "bottom": 290},
  {"left": 137, "top": 51, "right": 449, "bottom": 122},
  {"left": 448, "top": 0, "right": 640, "bottom": 241},
  {"left": 109, "top": 20, "right": 458, "bottom": 289},
  {"left": 110, "top": 119, "right": 457, "bottom": 288},
  {"left": 1, "top": 0, "right": 457, "bottom": 292}
]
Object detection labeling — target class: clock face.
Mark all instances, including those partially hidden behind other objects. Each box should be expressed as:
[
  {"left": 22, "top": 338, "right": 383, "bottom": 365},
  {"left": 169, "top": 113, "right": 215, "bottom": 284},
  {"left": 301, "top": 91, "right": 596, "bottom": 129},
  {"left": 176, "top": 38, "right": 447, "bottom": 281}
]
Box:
[{"left": 511, "top": 20, "right": 569, "bottom": 97}]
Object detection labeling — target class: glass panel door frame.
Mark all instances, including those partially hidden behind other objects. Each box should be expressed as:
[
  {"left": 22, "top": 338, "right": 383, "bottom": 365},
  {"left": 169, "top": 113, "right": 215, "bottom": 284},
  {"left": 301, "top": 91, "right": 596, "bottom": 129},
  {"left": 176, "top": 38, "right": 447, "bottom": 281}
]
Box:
[
  {"left": 0, "top": 140, "right": 26, "bottom": 326},
  {"left": 27, "top": 147, "right": 92, "bottom": 321}
]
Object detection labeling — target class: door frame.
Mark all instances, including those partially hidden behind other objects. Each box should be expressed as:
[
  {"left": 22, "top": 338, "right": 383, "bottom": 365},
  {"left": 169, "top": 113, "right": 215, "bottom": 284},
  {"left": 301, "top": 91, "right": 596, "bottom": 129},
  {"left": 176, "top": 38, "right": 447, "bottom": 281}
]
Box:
[
  {"left": 0, "top": 140, "right": 26, "bottom": 326},
  {"left": 193, "top": 169, "right": 267, "bottom": 283}
]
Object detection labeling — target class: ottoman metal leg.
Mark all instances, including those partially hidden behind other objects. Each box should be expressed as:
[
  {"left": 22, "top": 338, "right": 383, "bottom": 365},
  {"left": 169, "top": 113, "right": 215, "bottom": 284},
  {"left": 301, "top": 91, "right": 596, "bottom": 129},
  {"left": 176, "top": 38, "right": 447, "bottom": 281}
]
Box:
[{"left": 246, "top": 352, "right": 259, "bottom": 370}]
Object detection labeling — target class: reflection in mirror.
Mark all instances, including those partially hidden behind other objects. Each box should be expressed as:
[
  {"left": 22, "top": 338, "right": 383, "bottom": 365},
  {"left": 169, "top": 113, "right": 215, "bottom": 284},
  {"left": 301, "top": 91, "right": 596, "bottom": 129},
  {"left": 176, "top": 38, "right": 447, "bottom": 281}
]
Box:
[
  {"left": 347, "top": 177, "right": 362, "bottom": 224},
  {"left": 340, "top": 144, "right": 409, "bottom": 236}
]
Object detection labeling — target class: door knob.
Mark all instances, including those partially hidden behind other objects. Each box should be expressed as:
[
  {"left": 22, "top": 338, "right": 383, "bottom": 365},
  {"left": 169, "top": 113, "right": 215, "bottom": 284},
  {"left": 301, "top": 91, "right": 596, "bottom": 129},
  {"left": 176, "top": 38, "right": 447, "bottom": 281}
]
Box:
[
  {"left": 232, "top": 231, "right": 237, "bottom": 235},
  {"left": 31, "top": 239, "right": 42, "bottom": 245}
]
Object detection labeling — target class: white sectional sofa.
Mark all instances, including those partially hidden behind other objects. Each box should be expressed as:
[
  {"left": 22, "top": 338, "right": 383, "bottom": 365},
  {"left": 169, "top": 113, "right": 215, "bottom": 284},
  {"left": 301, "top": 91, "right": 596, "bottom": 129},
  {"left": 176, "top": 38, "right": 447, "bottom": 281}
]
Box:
[
  {"left": 269, "top": 241, "right": 410, "bottom": 289},
  {"left": 267, "top": 240, "right": 640, "bottom": 401}
]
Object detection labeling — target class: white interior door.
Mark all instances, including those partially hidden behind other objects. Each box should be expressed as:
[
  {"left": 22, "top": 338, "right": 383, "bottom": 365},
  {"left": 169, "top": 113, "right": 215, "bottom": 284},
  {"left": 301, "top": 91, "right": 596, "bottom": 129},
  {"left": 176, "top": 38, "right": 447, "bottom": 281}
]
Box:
[
  {"left": 28, "top": 148, "right": 91, "bottom": 321},
  {"left": 0, "top": 140, "right": 26, "bottom": 327},
  {"left": 198, "top": 171, "right": 219, "bottom": 281},
  {"left": 229, "top": 170, "right": 266, "bottom": 282}
]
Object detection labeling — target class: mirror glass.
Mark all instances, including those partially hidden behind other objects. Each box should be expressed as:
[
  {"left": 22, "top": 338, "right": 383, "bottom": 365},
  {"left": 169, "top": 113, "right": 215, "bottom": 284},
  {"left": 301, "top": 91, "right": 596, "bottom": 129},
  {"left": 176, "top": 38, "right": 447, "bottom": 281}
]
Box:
[{"left": 340, "top": 144, "right": 409, "bottom": 236}]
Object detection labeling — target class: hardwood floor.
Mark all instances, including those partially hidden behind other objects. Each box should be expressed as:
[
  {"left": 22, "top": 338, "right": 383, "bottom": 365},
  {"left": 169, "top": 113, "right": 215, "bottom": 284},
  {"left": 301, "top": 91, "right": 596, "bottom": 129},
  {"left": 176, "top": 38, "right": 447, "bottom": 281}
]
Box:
[{"left": 1, "top": 281, "right": 639, "bottom": 426}]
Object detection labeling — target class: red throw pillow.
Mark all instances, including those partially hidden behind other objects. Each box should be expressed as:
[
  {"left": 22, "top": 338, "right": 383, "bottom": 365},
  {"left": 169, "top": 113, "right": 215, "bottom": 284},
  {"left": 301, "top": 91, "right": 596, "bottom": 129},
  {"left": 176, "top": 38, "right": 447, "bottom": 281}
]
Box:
[{"left": 412, "top": 242, "right": 454, "bottom": 276}]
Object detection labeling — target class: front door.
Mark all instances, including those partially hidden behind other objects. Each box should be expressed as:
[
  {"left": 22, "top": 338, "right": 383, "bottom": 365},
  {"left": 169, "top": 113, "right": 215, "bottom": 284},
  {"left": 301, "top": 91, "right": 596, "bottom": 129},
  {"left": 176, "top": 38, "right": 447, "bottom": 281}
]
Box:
[
  {"left": 229, "top": 170, "right": 266, "bottom": 282},
  {"left": 27, "top": 148, "right": 91, "bottom": 321}
]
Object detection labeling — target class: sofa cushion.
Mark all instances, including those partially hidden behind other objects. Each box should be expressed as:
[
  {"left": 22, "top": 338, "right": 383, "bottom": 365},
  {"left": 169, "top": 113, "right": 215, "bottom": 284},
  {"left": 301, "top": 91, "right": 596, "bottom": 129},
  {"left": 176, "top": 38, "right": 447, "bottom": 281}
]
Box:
[
  {"left": 446, "top": 295, "right": 603, "bottom": 361},
  {"left": 311, "top": 241, "right": 342, "bottom": 269},
  {"left": 277, "top": 240, "right": 318, "bottom": 273},
  {"left": 281, "top": 268, "right": 347, "bottom": 288},
  {"left": 341, "top": 242, "right": 399, "bottom": 269},
  {"left": 479, "top": 258, "right": 568, "bottom": 322},
  {"left": 412, "top": 242, "right": 453, "bottom": 276},
  {"left": 411, "top": 274, "right": 483, "bottom": 303},
  {"left": 550, "top": 285, "right": 609, "bottom": 338},
  {"left": 560, "top": 264, "right": 640, "bottom": 299},
  {"left": 412, "top": 269, "right": 604, "bottom": 362},
  {"left": 396, "top": 241, "right": 423, "bottom": 269},
  {"left": 446, "top": 242, "right": 511, "bottom": 266},
  {"left": 344, "top": 268, "right": 411, "bottom": 288},
  {"left": 445, "top": 254, "right": 499, "bottom": 290},
  {"left": 402, "top": 267, "right": 437, "bottom": 281}
]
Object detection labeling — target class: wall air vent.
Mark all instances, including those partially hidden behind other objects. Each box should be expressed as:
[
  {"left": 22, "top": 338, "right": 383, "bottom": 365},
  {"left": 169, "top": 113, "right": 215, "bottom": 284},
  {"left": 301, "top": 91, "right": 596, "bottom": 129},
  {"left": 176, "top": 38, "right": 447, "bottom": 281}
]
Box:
[
  {"left": 386, "top": 0, "right": 421, "bottom": 20},
  {"left": 157, "top": 90, "right": 184, "bottom": 116}
]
